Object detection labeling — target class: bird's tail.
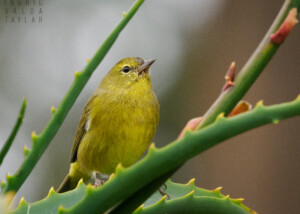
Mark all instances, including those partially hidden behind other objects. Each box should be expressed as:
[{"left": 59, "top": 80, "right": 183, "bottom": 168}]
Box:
[{"left": 57, "top": 162, "right": 91, "bottom": 193}]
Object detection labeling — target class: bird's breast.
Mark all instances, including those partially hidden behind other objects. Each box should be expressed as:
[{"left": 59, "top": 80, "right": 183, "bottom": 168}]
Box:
[{"left": 77, "top": 88, "right": 159, "bottom": 174}]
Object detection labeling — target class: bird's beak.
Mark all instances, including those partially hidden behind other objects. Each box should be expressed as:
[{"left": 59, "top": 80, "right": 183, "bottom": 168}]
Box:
[{"left": 138, "top": 59, "right": 156, "bottom": 75}]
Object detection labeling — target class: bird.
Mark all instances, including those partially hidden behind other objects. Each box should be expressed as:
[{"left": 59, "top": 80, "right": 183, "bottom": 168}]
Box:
[{"left": 57, "top": 57, "right": 159, "bottom": 193}]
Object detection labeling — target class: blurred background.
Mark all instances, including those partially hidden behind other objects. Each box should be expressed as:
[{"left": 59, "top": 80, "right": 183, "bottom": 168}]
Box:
[{"left": 0, "top": 0, "right": 299, "bottom": 213}]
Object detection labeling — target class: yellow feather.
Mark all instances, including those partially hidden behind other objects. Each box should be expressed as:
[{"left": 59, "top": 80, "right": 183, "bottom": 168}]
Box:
[{"left": 57, "top": 57, "right": 159, "bottom": 192}]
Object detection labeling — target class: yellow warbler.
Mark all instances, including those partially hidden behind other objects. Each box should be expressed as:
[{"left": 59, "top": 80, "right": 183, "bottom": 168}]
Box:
[{"left": 57, "top": 57, "right": 159, "bottom": 193}]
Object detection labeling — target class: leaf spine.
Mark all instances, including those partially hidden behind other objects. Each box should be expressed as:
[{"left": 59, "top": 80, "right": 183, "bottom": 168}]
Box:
[
  {"left": 18, "top": 197, "right": 27, "bottom": 207},
  {"left": 51, "top": 106, "right": 57, "bottom": 114},
  {"left": 23, "top": 145, "right": 30, "bottom": 156},
  {"left": 186, "top": 178, "right": 195, "bottom": 185},
  {"left": 255, "top": 100, "right": 264, "bottom": 108}
]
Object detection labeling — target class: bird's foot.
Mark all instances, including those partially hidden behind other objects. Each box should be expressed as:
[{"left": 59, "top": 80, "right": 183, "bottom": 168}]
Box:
[
  {"left": 93, "top": 178, "right": 104, "bottom": 187},
  {"left": 158, "top": 183, "right": 170, "bottom": 200}
]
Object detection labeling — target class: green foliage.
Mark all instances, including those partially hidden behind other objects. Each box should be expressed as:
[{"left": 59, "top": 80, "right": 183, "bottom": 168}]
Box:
[
  {"left": 60, "top": 96, "right": 300, "bottom": 213},
  {"left": 142, "top": 179, "right": 252, "bottom": 213},
  {"left": 135, "top": 196, "right": 252, "bottom": 214},
  {"left": 0, "top": 98, "right": 26, "bottom": 166},
  {"left": 11, "top": 181, "right": 86, "bottom": 214},
  {"left": 11, "top": 180, "right": 254, "bottom": 214},
  {"left": 198, "top": 0, "right": 300, "bottom": 129}
]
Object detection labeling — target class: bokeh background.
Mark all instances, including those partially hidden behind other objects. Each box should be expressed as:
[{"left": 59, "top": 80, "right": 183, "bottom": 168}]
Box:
[{"left": 0, "top": 0, "right": 299, "bottom": 213}]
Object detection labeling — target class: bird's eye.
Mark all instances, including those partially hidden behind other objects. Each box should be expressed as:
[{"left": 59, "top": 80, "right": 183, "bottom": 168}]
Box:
[{"left": 122, "top": 66, "right": 130, "bottom": 73}]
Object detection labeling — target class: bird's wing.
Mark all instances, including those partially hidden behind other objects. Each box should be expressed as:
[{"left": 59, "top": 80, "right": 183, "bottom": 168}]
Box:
[{"left": 70, "top": 95, "right": 96, "bottom": 163}]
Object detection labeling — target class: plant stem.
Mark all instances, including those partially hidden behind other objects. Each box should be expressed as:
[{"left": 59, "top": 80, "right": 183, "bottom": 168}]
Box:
[
  {"left": 0, "top": 98, "right": 27, "bottom": 166},
  {"left": 61, "top": 96, "right": 300, "bottom": 214},
  {"left": 198, "top": 0, "right": 300, "bottom": 129},
  {"left": 1, "top": 0, "right": 145, "bottom": 194},
  {"left": 108, "top": 0, "right": 300, "bottom": 212}
]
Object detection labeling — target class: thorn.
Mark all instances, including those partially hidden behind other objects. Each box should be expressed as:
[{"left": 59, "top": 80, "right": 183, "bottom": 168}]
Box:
[
  {"left": 108, "top": 173, "right": 115, "bottom": 181},
  {"left": 76, "top": 178, "right": 84, "bottom": 187},
  {"left": 74, "top": 70, "right": 80, "bottom": 77},
  {"left": 135, "top": 204, "right": 144, "bottom": 212},
  {"left": 232, "top": 198, "right": 245, "bottom": 203},
  {"left": 47, "top": 186, "right": 56, "bottom": 197},
  {"left": 22, "top": 97, "right": 27, "bottom": 105},
  {"left": 148, "top": 142, "right": 157, "bottom": 153},
  {"left": 122, "top": 11, "right": 127, "bottom": 17},
  {"left": 225, "top": 194, "right": 230, "bottom": 199},
  {"left": 58, "top": 205, "right": 64, "bottom": 212},
  {"left": 115, "top": 163, "right": 124, "bottom": 174},
  {"left": 213, "top": 186, "right": 223, "bottom": 193},
  {"left": 237, "top": 198, "right": 244, "bottom": 202},
  {"left": 255, "top": 100, "right": 264, "bottom": 108},
  {"left": 186, "top": 178, "right": 195, "bottom": 185},
  {"left": 1, "top": 181, "right": 7, "bottom": 189},
  {"left": 222, "top": 61, "right": 236, "bottom": 91},
  {"left": 270, "top": 8, "right": 298, "bottom": 44},
  {"left": 31, "top": 131, "right": 37, "bottom": 142},
  {"left": 186, "top": 190, "right": 195, "bottom": 198},
  {"left": 296, "top": 94, "right": 300, "bottom": 100},
  {"left": 158, "top": 195, "right": 167, "bottom": 203},
  {"left": 6, "top": 173, "right": 13, "bottom": 181},
  {"left": 18, "top": 197, "right": 27, "bottom": 207},
  {"left": 272, "top": 119, "right": 279, "bottom": 124},
  {"left": 216, "top": 112, "right": 225, "bottom": 120},
  {"left": 23, "top": 145, "right": 30, "bottom": 156},
  {"left": 86, "top": 58, "right": 91, "bottom": 63},
  {"left": 51, "top": 106, "right": 56, "bottom": 114},
  {"left": 249, "top": 209, "right": 258, "bottom": 214}
]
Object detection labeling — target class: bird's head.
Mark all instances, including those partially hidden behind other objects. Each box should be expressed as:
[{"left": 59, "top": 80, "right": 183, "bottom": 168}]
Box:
[{"left": 100, "top": 57, "right": 156, "bottom": 90}]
